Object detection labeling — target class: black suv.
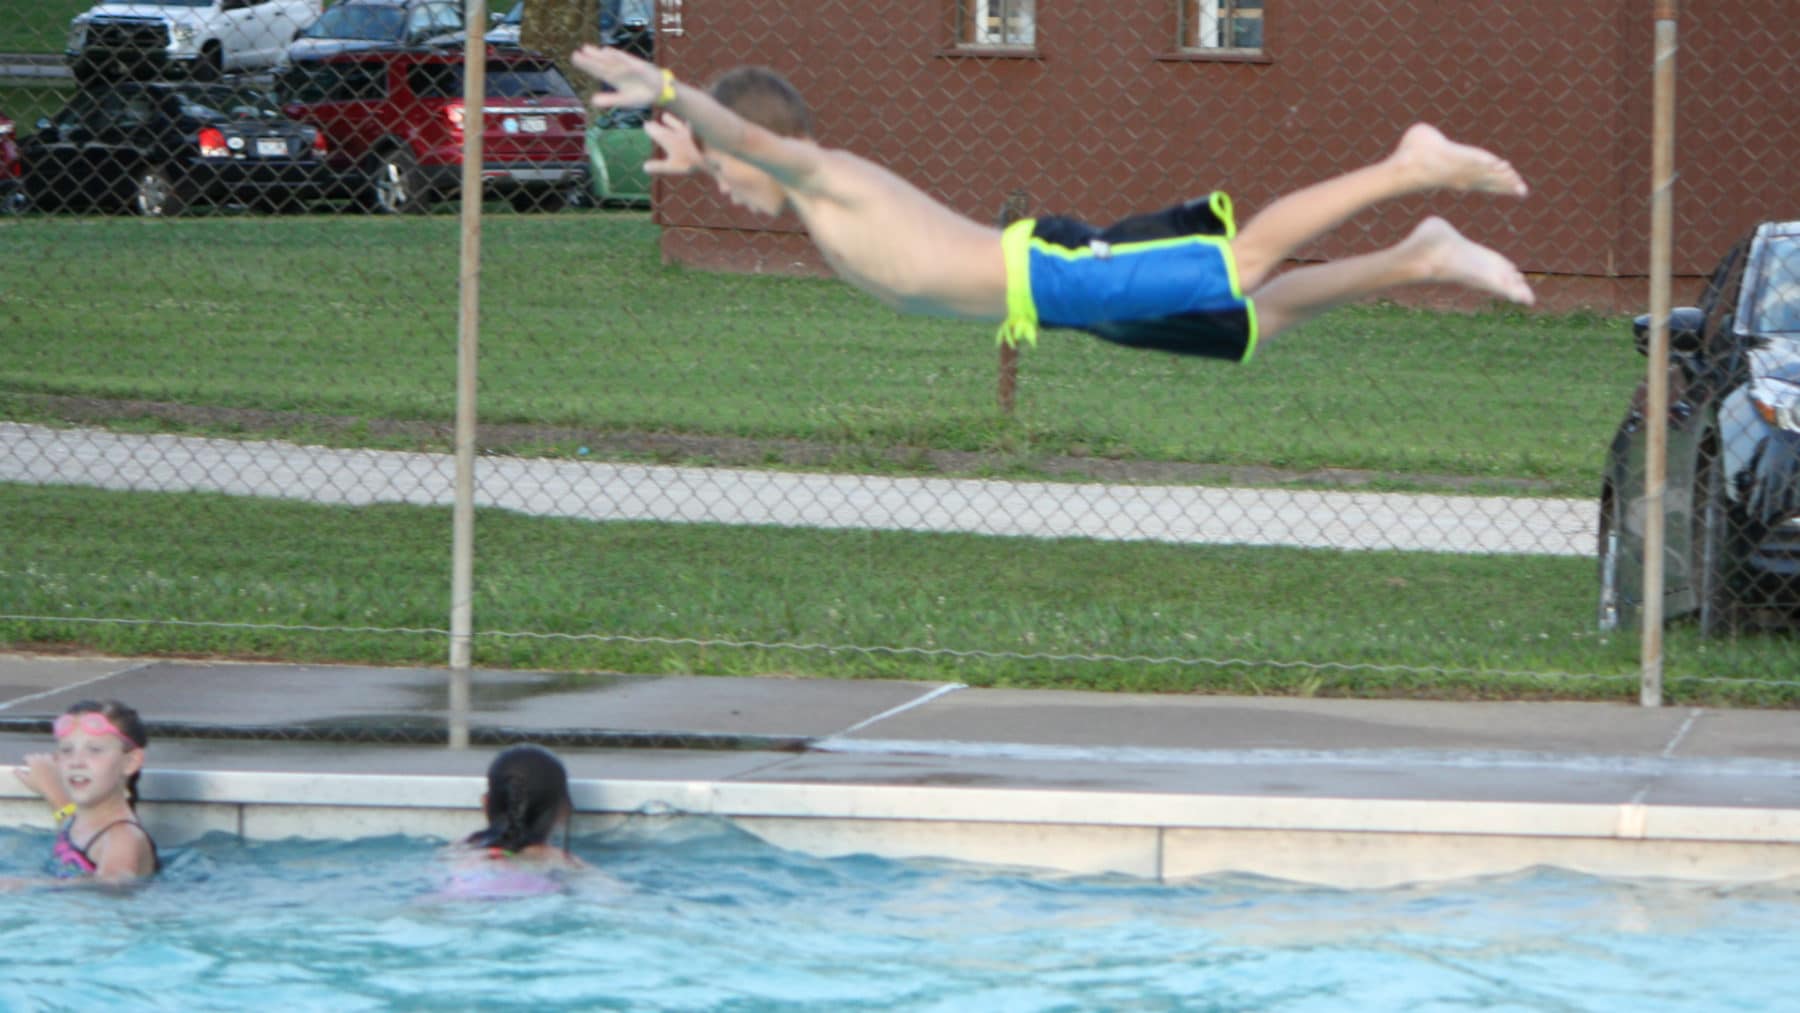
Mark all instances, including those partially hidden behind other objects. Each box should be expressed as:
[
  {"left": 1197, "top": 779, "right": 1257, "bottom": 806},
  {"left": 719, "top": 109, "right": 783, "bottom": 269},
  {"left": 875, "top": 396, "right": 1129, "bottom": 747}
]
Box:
[{"left": 21, "top": 79, "right": 331, "bottom": 215}]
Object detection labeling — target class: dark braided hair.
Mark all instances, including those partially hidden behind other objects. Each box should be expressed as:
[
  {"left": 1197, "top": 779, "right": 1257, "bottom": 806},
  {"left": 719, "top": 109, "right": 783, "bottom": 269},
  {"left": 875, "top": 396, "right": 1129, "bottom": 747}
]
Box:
[
  {"left": 464, "top": 745, "right": 572, "bottom": 854},
  {"left": 65, "top": 699, "right": 148, "bottom": 809}
]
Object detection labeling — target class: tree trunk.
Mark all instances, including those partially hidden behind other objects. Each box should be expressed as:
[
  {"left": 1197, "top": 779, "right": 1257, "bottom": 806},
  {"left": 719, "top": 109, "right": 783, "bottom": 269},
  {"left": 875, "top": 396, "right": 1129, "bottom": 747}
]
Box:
[{"left": 520, "top": 0, "right": 600, "bottom": 84}]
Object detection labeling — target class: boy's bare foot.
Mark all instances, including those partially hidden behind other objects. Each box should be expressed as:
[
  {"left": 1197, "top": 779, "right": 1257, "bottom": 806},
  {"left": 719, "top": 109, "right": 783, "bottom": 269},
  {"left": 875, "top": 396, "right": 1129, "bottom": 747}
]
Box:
[
  {"left": 1407, "top": 217, "right": 1535, "bottom": 305},
  {"left": 1393, "top": 124, "right": 1529, "bottom": 197}
]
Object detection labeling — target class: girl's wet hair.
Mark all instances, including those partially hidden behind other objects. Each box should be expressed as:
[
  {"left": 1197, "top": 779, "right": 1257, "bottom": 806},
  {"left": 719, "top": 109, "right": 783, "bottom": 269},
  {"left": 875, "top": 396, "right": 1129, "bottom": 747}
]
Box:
[
  {"left": 465, "top": 744, "right": 573, "bottom": 854},
  {"left": 64, "top": 699, "right": 148, "bottom": 808}
]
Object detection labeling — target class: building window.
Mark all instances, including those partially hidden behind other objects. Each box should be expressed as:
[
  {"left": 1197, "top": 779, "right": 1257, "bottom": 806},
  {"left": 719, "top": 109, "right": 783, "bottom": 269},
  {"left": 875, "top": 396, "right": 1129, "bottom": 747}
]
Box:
[
  {"left": 1182, "top": 0, "right": 1263, "bottom": 52},
  {"left": 960, "top": 0, "right": 1035, "bottom": 48}
]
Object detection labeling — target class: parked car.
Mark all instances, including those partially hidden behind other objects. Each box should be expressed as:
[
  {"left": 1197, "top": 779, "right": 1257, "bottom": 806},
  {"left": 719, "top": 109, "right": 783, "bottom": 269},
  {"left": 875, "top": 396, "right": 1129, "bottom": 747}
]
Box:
[
  {"left": 484, "top": 1, "right": 521, "bottom": 45},
  {"left": 1598, "top": 219, "right": 1800, "bottom": 635},
  {"left": 21, "top": 79, "right": 332, "bottom": 216},
  {"left": 284, "top": 0, "right": 464, "bottom": 65},
  {"left": 0, "top": 111, "right": 22, "bottom": 212},
  {"left": 278, "top": 44, "right": 588, "bottom": 213},
  {"left": 487, "top": 0, "right": 652, "bottom": 58},
  {"left": 66, "top": 0, "right": 322, "bottom": 83},
  {"left": 585, "top": 104, "right": 650, "bottom": 206}
]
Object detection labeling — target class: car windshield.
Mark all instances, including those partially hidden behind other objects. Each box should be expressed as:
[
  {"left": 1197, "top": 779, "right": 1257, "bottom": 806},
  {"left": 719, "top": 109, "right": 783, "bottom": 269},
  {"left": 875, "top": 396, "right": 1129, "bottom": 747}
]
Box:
[
  {"left": 303, "top": 5, "right": 407, "bottom": 41},
  {"left": 409, "top": 62, "right": 576, "bottom": 100},
  {"left": 1752, "top": 237, "right": 1800, "bottom": 335},
  {"left": 615, "top": 0, "right": 653, "bottom": 23},
  {"left": 279, "top": 60, "right": 389, "bottom": 103},
  {"left": 602, "top": 0, "right": 653, "bottom": 30},
  {"left": 174, "top": 85, "right": 283, "bottom": 121},
  {"left": 498, "top": 2, "right": 521, "bottom": 26}
]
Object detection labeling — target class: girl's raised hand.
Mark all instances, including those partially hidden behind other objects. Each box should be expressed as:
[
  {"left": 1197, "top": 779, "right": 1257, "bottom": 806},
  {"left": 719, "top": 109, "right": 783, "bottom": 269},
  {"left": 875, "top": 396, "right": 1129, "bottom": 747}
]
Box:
[
  {"left": 644, "top": 115, "right": 702, "bottom": 176},
  {"left": 13, "top": 753, "right": 58, "bottom": 801}
]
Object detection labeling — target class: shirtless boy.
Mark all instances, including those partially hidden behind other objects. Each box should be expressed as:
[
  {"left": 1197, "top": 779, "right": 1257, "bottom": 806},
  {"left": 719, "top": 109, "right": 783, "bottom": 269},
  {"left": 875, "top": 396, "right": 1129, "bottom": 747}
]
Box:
[{"left": 571, "top": 44, "right": 1534, "bottom": 363}]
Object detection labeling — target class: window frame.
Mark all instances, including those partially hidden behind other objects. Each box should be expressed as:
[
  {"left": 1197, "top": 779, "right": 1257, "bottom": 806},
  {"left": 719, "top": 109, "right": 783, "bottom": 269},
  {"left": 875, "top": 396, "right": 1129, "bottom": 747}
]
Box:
[
  {"left": 1164, "top": 0, "right": 1270, "bottom": 64},
  {"left": 946, "top": 0, "right": 1039, "bottom": 58}
]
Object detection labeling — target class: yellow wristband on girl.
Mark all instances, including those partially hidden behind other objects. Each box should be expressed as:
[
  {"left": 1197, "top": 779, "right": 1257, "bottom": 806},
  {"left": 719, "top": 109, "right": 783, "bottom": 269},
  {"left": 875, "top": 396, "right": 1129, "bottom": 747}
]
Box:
[
  {"left": 656, "top": 67, "right": 677, "bottom": 107},
  {"left": 51, "top": 803, "right": 75, "bottom": 823}
]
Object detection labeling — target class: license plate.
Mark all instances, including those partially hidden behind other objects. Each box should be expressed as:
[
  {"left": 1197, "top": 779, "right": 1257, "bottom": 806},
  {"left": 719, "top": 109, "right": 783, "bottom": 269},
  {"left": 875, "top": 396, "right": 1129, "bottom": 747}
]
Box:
[
  {"left": 254, "top": 138, "right": 288, "bottom": 157},
  {"left": 518, "top": 116, "right": 547, "bottom": 134}
]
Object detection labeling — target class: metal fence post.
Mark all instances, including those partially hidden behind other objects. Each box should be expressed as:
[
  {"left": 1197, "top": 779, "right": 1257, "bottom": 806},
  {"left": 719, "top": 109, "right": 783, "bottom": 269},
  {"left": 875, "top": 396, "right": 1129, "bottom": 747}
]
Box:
[
  {"left": 1640, "top": 0, "right": 1679, "bottom": 708},
  {"left": 448, "top": 0, "right": 490, "bottom": 748}
]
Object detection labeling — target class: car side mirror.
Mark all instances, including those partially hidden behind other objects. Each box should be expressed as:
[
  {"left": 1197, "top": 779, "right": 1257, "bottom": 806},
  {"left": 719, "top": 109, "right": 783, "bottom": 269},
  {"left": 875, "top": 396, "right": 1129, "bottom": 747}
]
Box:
[{"left": 1632, "top": 306, "right": 1706, "bottom": 357}]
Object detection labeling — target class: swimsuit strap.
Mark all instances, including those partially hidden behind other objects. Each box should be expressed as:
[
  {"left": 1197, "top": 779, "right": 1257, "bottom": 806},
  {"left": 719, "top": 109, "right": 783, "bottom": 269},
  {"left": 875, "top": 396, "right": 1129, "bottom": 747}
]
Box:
[
  {"left": 74, "top": 818, "right": 162, "bottom": 874},
  {"left": 52, "top": 821, "right": 98, "bottom": 874}
]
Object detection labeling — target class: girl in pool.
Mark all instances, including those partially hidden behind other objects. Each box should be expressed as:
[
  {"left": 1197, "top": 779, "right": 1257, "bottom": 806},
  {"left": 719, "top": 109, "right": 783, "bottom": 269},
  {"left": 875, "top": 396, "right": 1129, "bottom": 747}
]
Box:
[
  {"left": 439, "top": 744, "right": 591, "bottom": 898},
  {"left": 11, "top": 699, "right": 160, "bottom": 884},
  {"left": 463, "top": 743, "right": 585, "bottom": 865}
]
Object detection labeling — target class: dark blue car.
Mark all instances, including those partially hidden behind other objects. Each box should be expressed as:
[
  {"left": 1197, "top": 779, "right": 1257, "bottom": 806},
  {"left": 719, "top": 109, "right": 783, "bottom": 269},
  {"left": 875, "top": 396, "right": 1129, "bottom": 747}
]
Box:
[{"left": 284, "top": 0, "right": 464, "bottom": 64}]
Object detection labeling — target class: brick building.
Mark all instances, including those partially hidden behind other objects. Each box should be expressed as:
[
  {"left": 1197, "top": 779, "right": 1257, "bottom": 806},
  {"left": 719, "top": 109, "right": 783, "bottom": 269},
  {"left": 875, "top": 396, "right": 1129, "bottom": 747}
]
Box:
[{"left": 648, "top": 1, "right": 1799, "bottom": 312}]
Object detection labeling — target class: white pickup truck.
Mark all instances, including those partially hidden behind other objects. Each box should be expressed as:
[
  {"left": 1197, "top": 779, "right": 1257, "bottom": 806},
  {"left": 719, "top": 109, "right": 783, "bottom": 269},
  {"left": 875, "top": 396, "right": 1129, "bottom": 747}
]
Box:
[{"left": 66, "top": 0, "right": 322, "bottom": 82}]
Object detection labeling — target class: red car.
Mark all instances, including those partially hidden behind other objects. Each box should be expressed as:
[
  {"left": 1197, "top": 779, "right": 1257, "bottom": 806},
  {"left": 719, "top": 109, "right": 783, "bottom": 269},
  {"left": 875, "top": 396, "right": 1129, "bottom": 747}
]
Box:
[
  {"left": 0, "top": 111, "right": 21, "bottom": 212},
  {"left": 278, "top": 43, "right": 588, "bottom": 213}
]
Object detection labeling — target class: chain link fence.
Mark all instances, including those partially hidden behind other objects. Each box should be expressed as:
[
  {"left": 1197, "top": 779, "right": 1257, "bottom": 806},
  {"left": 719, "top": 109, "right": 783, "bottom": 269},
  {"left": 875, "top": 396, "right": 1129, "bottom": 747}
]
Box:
[{"left": 1, "top": 1, "right": 1797, "bottom": 706}]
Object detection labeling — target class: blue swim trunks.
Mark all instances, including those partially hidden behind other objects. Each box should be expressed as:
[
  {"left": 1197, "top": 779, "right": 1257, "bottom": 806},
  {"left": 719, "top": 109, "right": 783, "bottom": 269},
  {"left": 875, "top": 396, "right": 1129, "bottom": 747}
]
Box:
[{"left": 997, "top": 192, "right": 1258, "bottom": 363}]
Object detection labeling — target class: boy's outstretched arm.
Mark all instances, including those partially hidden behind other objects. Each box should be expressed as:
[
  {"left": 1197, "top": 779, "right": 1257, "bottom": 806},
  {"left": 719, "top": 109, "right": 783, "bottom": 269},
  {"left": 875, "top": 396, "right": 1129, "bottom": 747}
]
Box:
[{"left": 571, "top": 44, "right": 821, "bottom": 191}]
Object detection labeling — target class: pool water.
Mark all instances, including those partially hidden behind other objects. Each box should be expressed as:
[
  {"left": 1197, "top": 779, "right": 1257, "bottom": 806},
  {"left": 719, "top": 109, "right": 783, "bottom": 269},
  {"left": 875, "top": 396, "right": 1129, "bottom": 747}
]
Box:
[{"left": 3, "top": 818, "right": 1798, "bottom": 1011}]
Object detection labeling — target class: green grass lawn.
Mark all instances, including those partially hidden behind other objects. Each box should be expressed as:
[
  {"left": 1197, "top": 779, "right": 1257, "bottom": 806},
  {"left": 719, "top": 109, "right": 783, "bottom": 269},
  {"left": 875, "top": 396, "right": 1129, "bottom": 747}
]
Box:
[
  {"left": 2, "top": 212, "right": 1764, "bottom": 703},
  {"left": 0, "top": 81, "right": 74, "bottom": 127},
  {"left": 8, "top": 483, "right": 1793, "bottom": 706},
  {"left": 0, "top": 214, "right": 1640, "bottom": 495},
  {"left": 0, "top": 0, "right": 87, "bottom": 54}
]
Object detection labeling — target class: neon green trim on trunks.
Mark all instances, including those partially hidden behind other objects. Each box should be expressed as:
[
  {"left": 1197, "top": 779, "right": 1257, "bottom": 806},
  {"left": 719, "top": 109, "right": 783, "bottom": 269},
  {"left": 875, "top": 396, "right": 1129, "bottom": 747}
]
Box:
[
  {"left": 1210, "top": 191, "right": 1237, "bottom": 240},
  {"left": 998, "top": 218, "right": 1039, "bottom": 349},
  {"left": 1242, "top": 297, "right": 1259, "bottom": 364}
]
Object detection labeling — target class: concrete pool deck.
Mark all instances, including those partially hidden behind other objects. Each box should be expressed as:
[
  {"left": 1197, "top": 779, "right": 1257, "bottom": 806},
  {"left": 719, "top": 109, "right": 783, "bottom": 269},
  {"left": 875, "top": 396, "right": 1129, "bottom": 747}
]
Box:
[{"left": 2, "top": 652, "right": 1797, "bottom": 887}]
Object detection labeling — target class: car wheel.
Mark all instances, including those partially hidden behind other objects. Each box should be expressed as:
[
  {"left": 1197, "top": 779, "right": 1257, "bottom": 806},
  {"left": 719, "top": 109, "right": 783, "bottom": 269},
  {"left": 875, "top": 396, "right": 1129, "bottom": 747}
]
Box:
[
  {"left": 23, "top": 172, "right": 59, "bottom": 212},
  {"left": 511, "top": 187, "right": 573, "bottom": 213},
  {"left": 364, "top": 148, "right": 428, "bottom": 214},
  {"left": 1695, "top": 447, "right": 1742, "bottom": 638},
  {"left": 194, "top": 44, "right": 223, "bottom": 82},
  {"left": 132, "top": 166, "right": 185, "bottom": 217},
  {"left": 1596, "top": 493, "right": 1629, "bottom": 633}
]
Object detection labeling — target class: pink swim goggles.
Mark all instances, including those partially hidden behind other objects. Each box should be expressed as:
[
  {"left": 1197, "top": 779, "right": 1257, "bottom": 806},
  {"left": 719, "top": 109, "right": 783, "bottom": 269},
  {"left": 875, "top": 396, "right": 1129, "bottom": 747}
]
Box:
[{"left": 53, "top": 712, "right": 138, "bottom": 747}]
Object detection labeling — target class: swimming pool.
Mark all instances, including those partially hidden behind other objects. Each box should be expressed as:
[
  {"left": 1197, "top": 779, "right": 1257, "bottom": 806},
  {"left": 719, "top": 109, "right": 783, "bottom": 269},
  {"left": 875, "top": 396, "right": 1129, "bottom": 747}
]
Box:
[{"left": 3, "top": 818, "right": 1797, "bottom": 1010}]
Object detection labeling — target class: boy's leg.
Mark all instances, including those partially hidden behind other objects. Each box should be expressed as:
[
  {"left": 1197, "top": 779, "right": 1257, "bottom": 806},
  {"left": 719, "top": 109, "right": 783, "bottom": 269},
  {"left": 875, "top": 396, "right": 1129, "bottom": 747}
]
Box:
[
  {"left": 1250, "top": 217, "right": 1533, "bottom": 341},
  {"left": 1231, "top": 124, "right": 1529, "bottom": 291}
]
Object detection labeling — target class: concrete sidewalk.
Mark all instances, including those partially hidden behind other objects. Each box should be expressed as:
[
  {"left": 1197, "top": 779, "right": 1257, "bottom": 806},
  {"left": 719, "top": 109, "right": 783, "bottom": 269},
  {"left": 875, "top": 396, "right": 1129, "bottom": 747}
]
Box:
[
  {"left": 2, "top": 652, "right": 1797, "bottom": 885},
  {"left": 0, "top": 422, "right": 1594, "bottom": 554}
]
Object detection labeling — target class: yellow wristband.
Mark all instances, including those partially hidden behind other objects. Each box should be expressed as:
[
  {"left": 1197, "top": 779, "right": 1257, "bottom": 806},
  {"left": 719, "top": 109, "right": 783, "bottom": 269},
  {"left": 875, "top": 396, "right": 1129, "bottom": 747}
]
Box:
[
  {"left": 51, "top": 803, "right": 75, "bottom": 823},
  {"left": 656, "top": 67, "right": 677, "bottom": 107}
]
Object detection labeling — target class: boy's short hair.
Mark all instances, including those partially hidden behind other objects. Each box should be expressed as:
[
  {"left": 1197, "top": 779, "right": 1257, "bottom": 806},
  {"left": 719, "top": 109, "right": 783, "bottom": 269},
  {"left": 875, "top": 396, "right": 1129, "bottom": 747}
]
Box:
[{"left": 711, "top": 66, "right": 814, "bottom": 139}]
